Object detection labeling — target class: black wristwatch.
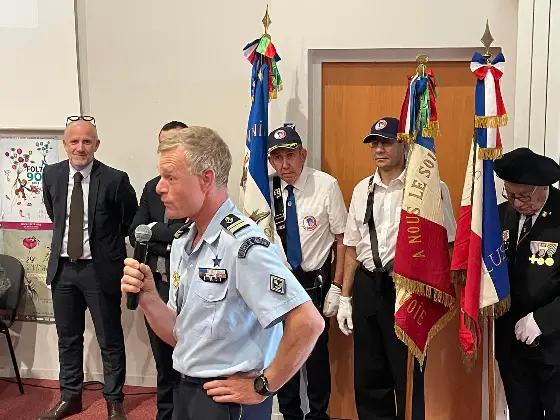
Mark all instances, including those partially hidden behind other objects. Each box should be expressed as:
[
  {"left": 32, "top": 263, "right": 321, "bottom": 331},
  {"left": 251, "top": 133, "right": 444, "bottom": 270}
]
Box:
[{"left": 253, "top": 374, "right": 274, "bottom": 396}]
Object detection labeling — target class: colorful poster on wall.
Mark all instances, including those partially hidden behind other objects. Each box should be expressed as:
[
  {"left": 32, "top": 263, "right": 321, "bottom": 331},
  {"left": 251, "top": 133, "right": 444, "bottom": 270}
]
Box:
[{"left": 0, "top": 134, "right": 60, "bottom": 321}]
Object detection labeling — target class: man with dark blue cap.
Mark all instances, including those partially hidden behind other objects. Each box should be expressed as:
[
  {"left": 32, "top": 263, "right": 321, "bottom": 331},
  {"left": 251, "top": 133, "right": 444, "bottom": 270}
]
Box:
[
  {"left": 494, "top": 147, "right": 560, "bottom": 420},
  {"left": 267, "top": 125, "right": 348, "bottom": 420},
  {"left": 338, "top": 117, "right": 456, "bottom": 420}
]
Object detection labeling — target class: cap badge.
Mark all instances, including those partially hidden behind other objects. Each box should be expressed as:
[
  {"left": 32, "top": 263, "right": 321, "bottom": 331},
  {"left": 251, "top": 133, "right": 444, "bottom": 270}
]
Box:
[
  {"left": 374, "top": 119, "right": 387, "bottom": 130},
  {"left": 274, "top": 129, "right": 287, "bottom": 140}
]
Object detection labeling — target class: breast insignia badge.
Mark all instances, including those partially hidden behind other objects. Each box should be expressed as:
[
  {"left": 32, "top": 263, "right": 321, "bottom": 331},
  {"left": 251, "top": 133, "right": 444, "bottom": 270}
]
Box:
[{"left": 172, "top": 271, "right": 180, "bottom": 288}]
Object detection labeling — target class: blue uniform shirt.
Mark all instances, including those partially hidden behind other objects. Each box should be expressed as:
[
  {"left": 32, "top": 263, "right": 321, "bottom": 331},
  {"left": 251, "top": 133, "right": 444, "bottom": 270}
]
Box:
[{"left": 168, "top": 198, "right": 310, "bottom": 378}]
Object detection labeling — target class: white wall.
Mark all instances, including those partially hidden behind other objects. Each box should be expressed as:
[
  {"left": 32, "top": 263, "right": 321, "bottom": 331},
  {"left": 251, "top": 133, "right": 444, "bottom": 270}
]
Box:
[
  {"left": 0, "top": 0, "right": 520, "bottom": 417},
  {"left": 515, "top": 0, "right": 560, "bottom": 161}
]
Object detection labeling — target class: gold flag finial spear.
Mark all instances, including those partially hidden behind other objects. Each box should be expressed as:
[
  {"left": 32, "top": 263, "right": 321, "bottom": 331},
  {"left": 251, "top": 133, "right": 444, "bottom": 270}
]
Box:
[
  {"left": 415, "top": 54, "right": 429, "bottom": 77},
  {"left": 481, "top": 19, "right": 494, "bottom": 61},
  {"left": 262, "top": 5, "right": 272, "bottom": 38}
]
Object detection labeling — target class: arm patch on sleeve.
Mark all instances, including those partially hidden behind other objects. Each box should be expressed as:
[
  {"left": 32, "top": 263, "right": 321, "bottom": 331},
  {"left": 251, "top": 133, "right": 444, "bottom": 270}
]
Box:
[
  {"left": 220, "top": 214, "right": 249, "bottom": 236},
  {"left": 238, "top": 236, "right": 270, "bottom": 258}
]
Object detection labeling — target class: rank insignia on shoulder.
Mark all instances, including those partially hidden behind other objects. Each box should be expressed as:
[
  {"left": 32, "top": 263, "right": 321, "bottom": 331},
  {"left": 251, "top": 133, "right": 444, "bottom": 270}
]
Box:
[
  {"left": 174, "top": 221, "right": 193, "bottom": 239},
  {"left": 270, "top": 275, "right": 286, "bottom": 295},
  {"left": 238, "top": 236, "right": 270, "bottom": 258},
  {"left": 221, "top": 214, "right": 249, "bottom": 236},
  {"left": 172, "top": 271, "right": 181, "bottom": 288},
  {"left": 199, "top": 268, "right": 228, "bottom": 283}
]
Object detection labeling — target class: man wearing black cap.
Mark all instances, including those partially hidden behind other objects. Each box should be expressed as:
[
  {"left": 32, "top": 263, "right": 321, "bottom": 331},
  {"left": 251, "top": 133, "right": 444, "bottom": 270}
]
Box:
[
  {"left": 338, "top": 117, "right": 456, "bottom": 420},
  {"left": 494, "top": 147, "right": 560, "bottom": 420},
  {"left": 267, "top": 125, "right": 348, "bottom": 420}
]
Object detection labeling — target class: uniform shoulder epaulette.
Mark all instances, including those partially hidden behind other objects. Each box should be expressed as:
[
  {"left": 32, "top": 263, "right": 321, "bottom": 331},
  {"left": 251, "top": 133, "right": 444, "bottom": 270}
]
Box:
[
  {"left": 174, "top": 220, "right": 193, "bottom": 239},
  {"left": 220, "top": 214, "right": 250, "bottom": 236}
]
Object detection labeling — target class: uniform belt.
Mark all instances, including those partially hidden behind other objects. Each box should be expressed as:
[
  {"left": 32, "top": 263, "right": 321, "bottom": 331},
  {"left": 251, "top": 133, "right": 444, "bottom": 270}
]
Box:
[
  {"left": 358, "top": 263, "right": 393, "bottom": 294},
  {"left": 179, "top": 374, "right": 226, "bottom": 385}
]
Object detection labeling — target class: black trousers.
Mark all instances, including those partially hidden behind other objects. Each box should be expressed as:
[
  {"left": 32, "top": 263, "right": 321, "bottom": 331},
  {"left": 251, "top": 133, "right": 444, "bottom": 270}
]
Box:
[
  {"left": 147, "top": 273, "right": 180, "bottom": 420},
  {"left": 352, "top": 268, "right": 424, "bottom": 420},
  {"left": 172, "top": 376, "right": 273, "bottom": 420},
  {"left": 277, "top": 270, "right": 331, "bottom": 420},
  {"left": 51, "top": 258, "right": 125, "bottom": 402},
  {"left": 498, "top": 355, "right": 560, "bottom": 419}
]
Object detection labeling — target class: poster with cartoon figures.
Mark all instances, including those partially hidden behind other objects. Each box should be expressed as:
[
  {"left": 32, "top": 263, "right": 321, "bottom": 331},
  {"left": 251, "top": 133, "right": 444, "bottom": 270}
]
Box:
[
  {"left": 1, "top": 136, "right": 58, "bottom": 226},
  {"left": 0, "top": 134, "right": 60, "bottom": 321}
]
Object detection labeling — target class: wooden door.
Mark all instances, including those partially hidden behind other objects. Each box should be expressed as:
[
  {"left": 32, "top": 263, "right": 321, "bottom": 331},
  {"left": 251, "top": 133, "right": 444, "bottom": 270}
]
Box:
[{"left": 322, "top": 61, "right": 482, "bottom": 420}]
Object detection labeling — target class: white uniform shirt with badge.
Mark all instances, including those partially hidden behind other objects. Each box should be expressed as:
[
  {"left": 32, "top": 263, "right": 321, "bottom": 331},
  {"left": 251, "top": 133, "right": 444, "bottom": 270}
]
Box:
[
  {"left": 343, "top": 170, "right": 457, "bottom": 271},
  {"left": 272, "top": 167, "right": 348, "bottom": 271},
  {"left": 168, "top": 198, "right": 310, "bottom": 378}
]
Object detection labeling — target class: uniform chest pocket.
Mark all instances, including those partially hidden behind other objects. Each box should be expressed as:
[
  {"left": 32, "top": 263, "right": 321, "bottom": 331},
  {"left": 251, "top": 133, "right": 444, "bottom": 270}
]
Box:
[{"left": 192, "top": 282, "right": 231, "bottom": 341}]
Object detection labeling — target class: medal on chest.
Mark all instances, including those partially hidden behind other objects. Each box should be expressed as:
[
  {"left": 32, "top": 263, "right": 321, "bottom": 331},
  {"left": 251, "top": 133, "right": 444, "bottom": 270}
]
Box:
[{"left": 529, "top": 241, "right": 558, "bottom": 266}]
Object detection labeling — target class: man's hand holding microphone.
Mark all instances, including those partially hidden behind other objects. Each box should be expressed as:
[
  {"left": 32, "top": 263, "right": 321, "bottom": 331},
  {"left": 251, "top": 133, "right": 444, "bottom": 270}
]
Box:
[{"left": 122, "top": 225, "right": 158, "bottom": 309}]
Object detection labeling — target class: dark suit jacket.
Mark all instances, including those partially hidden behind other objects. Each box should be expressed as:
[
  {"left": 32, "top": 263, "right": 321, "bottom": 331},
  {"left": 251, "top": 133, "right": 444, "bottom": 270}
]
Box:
[
  {"left": 42, "top": 159, "right": 138, "bottom": 294},
  {"left": 128, "top": 176, "right": 186, "bottom": 278},
  {"left": 496, "top": 187, "right": 560, "bottom": 364}
]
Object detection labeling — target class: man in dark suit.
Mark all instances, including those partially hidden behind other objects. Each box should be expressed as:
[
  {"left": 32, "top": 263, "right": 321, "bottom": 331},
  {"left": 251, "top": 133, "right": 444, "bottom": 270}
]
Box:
[
  {"left": 129, "top": 121, "right": 188, "bottom": 420},
  {"left": 38, "top": 116, "right": 138, "bottom": 420},
  {"left": 494, "top": 147, "right": 560, "bottom": 420}
]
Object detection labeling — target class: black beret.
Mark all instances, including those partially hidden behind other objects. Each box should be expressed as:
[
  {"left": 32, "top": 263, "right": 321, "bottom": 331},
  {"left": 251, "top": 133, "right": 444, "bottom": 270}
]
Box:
[{"left": 494, "top": 147, "right": 560, "bottom": 186}]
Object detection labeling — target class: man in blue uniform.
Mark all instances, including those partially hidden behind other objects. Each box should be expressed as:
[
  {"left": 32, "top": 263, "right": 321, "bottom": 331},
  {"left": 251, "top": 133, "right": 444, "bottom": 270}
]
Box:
[
  {"left": 121, "top": 126, "right": 325, "bottom": 420},
  {"left": 129, "top": 121, "right": 188, "bottom": 420}
]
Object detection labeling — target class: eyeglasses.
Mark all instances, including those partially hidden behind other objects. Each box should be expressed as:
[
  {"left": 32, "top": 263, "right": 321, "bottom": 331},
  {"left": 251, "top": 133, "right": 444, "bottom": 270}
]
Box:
[
  {"left": 501, "top": 185, "right": 537, "bottom": 203},
  {"left": 66, "top": 115, "right": 96, "bottom": 126}
]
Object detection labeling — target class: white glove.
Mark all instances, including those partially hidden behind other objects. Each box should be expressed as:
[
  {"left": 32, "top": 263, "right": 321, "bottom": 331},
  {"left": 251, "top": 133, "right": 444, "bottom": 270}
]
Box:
[
  {"left": 515, "top": 312, "right": 542, "bottom": 345},
  {"left": 323, "top": 284, "right": 341, "bottom": 317},
  {"left": 337, "top": 296, "right": 353, "bottom": 336}
]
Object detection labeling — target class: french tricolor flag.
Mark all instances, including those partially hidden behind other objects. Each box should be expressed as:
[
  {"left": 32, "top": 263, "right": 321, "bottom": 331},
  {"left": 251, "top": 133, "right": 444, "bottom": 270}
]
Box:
[{"left": 451, "top": 52, "right": 510, "bottom": 365}]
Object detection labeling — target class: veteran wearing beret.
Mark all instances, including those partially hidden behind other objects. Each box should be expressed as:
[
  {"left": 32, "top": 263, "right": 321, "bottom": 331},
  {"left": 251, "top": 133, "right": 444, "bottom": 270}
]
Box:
[{"left": 494, "top": 147, "right": 560, "bottom": 420}]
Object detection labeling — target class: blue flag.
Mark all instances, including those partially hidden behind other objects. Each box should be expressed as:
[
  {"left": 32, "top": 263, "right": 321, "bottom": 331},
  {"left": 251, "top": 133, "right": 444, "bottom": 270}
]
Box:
[{"left": 240, "top": 56, "right": 273, "bottom": 238}]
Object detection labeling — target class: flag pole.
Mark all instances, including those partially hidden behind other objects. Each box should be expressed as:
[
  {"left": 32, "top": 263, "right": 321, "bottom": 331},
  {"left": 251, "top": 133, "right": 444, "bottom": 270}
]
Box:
[
  {"left": 488, "top": 315, "right": 496, "bottom": 420},
  {"left": 480, "top": 19, "right": 496, "bottom": 420},
  {"left": 405, "top": 352, "right": 414, "bottom": 420},
  {"left": 403, "top": 53, "right": 429, "bottom": 420}
]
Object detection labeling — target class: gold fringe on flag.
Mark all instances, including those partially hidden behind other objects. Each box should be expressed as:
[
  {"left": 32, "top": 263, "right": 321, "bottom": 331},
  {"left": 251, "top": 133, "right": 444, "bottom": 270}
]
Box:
[
  {"left": 393, "top": 273, "right": 455, "bottom": 308},
  {"left": 451, "top": 269, "right": 467, "bottom": 286},
  {"left": 396, "top": 302, "right": 458, "bottom": 369},
  {"left": 422, "top": 120, "right": 440, "bottom": 138},
  {"left": 479, "top": 295, "right": 511, "bottom": 320},
  {"left": 474, "top": 114, "right": 508, "bottom": 128},
  {"left": 460, "top": 315, "right": 479, "bottom": 372},
  {"left": 478, "top": 147, "right": 503, "bottom": 160},
  {"left": 397, "top": 133, "right": 415, "bottom": 144},
  {"left": 395, "top": 324, "right": 425, "bottom": 367}
]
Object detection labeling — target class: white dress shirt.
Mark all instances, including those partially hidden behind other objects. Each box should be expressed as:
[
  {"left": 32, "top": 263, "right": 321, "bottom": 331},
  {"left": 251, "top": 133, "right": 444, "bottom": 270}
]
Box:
[
  {"left": 272, "top": 167, "right": 348, "bottom": 272},
  {"left": 343, "top": 170, "right": 456, "bottom": 271},
  {"left": 60, "top": 161, "right": 93, "bottom": 259}
]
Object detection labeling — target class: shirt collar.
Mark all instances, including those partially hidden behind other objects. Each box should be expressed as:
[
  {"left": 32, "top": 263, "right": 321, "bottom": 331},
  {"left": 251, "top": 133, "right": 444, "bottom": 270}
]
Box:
[
  {"left": 281, "top": 166, "right": 309, "bottom": 192},
  {"left": 188, "top": 198, "right": 236, "bottom": 248},
  {"left": 372, "top": 169, "right": 406, "bottom": 188},
  {"left": 69, "top": 160, "right": 93, "bottom": 179}
]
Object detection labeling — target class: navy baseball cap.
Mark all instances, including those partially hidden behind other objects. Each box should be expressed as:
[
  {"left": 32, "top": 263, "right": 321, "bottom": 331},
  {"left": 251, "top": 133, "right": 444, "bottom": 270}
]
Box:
[
  {"left": 362, "top": 117, "right": 400, "bottom": 143},
  {"left": 267, "top": 126, "right": 303, "bottom": 153}
]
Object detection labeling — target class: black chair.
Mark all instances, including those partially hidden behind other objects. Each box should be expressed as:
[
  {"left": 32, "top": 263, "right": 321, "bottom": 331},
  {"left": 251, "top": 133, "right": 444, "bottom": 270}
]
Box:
[{"left": 0, "top": 254, "right": 26, "bottom": 394}]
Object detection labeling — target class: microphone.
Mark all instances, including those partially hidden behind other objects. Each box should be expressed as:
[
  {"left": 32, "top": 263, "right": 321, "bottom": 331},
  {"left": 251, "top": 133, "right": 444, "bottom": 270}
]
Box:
[{"left": 127, "top": 224, "right": 152, "bottom": 310}]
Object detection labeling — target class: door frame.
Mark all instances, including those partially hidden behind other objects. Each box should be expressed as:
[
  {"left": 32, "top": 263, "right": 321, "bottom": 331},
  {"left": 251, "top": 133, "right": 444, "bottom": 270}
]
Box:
[
  {"left": 308, "top": 46, "right": 506, "bottom": 420},
  {"left": 306, "top": 46, "right": 501, "bottom": 170}
]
